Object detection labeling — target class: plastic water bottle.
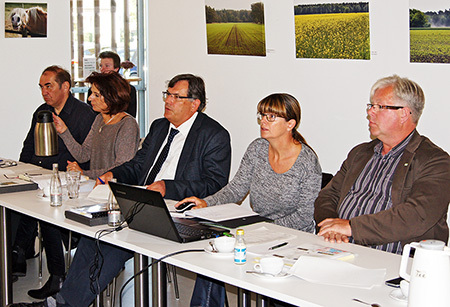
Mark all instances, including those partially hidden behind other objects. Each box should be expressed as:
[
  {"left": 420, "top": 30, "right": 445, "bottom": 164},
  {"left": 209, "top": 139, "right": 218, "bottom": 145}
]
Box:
[
  {"left": 50, "top": 163, "right": 62, "bottom": 207},
  {"left": 234, "top": 229, "right": 246, "bottom": 265}
]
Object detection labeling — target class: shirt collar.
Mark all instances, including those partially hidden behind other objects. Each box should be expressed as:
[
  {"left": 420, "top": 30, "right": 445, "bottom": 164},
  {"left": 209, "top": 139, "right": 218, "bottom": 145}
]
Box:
[
  {"left": 53, "top": 95, "right": 73, "bottom": 116},
  {"left": 169, "top": 112, "right": 198, "bottom": 136},
  {"left": 374, "top": 131, "right": 414, "bottom": 158}
]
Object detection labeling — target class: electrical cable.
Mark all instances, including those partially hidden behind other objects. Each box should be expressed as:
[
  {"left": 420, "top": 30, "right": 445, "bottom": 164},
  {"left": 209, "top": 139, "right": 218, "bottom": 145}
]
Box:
[
  {"left": 119, "top": 249, "right": 204, "bottom": 307},
  {"left": 88, "top": 200, "right": 146, "bottom": 295}
]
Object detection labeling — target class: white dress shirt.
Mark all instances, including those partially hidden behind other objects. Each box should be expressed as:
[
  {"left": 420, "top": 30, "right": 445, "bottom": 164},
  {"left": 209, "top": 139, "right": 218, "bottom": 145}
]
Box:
[{"left": 149, "top": 112, "right": 198, "bottom": 183}]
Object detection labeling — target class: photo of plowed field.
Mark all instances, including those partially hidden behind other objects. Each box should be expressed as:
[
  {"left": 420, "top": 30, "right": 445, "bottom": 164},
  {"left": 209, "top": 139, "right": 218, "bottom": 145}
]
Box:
[
  {"left": 295, "top": 13, "right": 370, "bottom": 60},
  {"left": 410, "top": 28, "right": 450, "bottom": 63},
  {"left": 206, "top": 23, "right": 266, "bottom": 56}
]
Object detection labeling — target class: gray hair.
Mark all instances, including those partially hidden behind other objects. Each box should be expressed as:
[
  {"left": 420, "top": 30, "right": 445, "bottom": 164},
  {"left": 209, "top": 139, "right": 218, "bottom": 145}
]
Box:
[{"left": 370, "top": 75, "right": 424, "bottom": 124}]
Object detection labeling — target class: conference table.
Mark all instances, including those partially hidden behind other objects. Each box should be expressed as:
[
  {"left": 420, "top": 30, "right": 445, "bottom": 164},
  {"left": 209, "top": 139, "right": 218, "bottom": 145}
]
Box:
[{"left": 0, "top": 162, "right": 408, "bottom": 307}]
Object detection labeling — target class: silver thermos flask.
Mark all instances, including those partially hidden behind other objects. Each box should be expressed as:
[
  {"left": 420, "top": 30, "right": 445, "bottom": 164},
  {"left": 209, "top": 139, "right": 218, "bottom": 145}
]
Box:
[{"left": 34, "top": 110, "right": 58, "bottom": 156}]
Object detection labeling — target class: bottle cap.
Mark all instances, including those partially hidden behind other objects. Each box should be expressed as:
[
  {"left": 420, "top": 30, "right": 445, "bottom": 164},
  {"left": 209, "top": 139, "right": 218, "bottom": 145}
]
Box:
[{"left": 236, "top": 229, "right": 244, "bottom": 235}]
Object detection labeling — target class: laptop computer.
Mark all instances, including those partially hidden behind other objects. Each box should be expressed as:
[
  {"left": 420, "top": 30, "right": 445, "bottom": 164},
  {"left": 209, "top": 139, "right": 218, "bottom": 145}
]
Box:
[{"left": 109, "top": 182, "right": 229, "bottom": 243}]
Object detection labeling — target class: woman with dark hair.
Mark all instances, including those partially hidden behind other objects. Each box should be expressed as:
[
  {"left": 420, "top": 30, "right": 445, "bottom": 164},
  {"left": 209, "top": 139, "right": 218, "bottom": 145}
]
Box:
[
  {"left": 53, "top": 72, "right": 140, "bottom": 179},
  {"left": 178, "top": 93, "right": 322, "bottom": 307}
]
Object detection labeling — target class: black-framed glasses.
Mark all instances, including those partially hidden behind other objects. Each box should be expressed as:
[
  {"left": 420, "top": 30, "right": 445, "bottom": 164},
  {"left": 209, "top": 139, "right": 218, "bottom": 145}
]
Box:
[
  {"left": 366, "top": 103, "right": 404, "bottom": 111},
  {"left": 257, "top": 112, "right": 281, "bottom": 122},
  {"left": 162, "top": 91, "right": 193, "bottom": 101}
]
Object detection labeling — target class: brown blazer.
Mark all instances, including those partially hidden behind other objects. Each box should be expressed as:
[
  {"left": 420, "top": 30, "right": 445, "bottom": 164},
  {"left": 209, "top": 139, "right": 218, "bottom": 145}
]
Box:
[{"left": 315, "top": 130, "right": 450, "bottom": 248}]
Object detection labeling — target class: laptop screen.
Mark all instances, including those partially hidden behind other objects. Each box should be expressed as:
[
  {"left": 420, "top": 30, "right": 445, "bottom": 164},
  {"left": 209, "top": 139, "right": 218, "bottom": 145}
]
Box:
[
  {"left": 108, "top": 182, "right": 228, "bottom": 243},
  {"left": 109, "top": 182, "right": 183, "bottom": 242}
]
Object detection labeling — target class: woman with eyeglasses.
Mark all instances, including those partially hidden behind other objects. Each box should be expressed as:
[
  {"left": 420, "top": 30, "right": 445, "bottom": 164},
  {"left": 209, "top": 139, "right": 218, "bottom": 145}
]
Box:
[
  {"left": 53, "top": 71, "right": 140, "bottom": 179},
  {"left": 177, "top": 93, "right": 322, "bottom": 307}
]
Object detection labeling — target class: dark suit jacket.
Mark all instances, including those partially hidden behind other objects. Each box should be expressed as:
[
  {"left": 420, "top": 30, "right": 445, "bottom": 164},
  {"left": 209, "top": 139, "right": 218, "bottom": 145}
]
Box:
[
  {"left": 315, "top": 130, "right": 450, "bottom": 247},
  {"left": 111, "top": 112, "right": 232, "bottom": 200}
]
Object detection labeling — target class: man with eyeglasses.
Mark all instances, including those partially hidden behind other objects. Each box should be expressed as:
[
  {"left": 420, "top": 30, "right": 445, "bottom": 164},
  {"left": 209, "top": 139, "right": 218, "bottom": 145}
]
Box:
[
  {"left": 315, "top": 75, "right": 450, "bottom": 255},
  {"left": 11, "top": 73, "right": 231, "bottom": 307}
]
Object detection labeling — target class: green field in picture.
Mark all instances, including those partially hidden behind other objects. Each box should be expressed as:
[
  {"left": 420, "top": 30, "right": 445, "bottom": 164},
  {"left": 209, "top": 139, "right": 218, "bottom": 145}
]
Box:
[
  {"left": 410, "top": 28, "right": 450, "bottom": 63},
  {"left": 295, "top": 12, "right": 370, "bottom": 60},
  {"left": 206, "top": 23, "right": 266, "bottom": 56}
]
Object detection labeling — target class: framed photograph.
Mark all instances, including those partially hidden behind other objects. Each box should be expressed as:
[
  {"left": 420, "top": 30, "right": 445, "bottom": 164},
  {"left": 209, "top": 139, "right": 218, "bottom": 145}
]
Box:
[
  {"left": 5, "top": 2, "right": 47, "bottom": 38},
  {"left": 294, "top": 1, "right": 370, "bottom": 60},
  {"left": 205, "top": 0, "right": 266, "bottom": 56},
  {"left": 410, "top": 0, "right": 450, "bottom": 63}
]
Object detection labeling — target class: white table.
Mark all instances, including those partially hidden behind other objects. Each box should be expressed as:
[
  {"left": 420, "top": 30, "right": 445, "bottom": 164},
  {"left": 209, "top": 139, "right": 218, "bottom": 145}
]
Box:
[{"left": 0, "top": 164, "right": 407, "bottom": 306}]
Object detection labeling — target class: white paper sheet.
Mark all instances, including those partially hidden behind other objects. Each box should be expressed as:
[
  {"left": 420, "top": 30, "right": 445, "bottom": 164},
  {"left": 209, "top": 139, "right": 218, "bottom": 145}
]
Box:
[
  {"left": 87, "top": 184, "right": 111, "bottom": 201},
  {"left": 32, "top": 173, "right": 88, "bottom": 190},
  {"left": 289, "top": 256, "right": 386, "bottom": 289},
  {"left": 184, "top": 203, "right": 257, "bottom": 222}
]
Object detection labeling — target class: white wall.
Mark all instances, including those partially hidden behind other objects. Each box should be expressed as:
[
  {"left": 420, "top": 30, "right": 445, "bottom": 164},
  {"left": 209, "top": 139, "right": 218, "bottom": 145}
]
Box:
[
  {"left": 146, "top": 0, "right": 450, "bottom": 177},
  {"left": 0, "top": 0, "right": 70, "bottom": 159},
  {"left": 1, "top": 0, "right": 448, "bottom": 178}
]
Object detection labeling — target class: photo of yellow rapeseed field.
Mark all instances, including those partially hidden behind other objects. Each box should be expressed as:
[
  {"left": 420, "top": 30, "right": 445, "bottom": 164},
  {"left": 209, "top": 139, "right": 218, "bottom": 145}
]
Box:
[
  {"left": 410, "top": 0, "right": 450, "bottom": 63},
  {"left": 205, "top": 0, "right": 265, "bottom": 56},
  {"left": 294, "top": 2, "right": 370, "bottom": 60}
]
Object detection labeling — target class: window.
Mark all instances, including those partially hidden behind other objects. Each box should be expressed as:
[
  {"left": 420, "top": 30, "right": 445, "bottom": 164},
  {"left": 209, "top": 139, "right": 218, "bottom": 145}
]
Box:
[{"left": 70, "top": 0, "right": 146, "bottom": 131}]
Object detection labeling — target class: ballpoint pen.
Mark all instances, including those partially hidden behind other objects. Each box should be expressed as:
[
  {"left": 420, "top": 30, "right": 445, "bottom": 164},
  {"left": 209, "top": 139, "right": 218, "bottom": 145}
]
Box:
[{"left": 268, "top": 242, "right": 288, "bottom": 250}]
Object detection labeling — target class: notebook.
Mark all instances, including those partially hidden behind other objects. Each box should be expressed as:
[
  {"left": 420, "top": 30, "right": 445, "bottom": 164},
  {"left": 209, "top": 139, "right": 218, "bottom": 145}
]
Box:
[{"left": 108, "top": 182, "right": 229, "bottom": 243}]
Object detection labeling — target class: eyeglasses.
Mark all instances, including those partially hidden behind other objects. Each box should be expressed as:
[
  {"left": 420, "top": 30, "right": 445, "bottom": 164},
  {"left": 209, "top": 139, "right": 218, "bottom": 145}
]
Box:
[
  {"left": 0, "top": 160, "right": 17, "bottom": 168},
  {"left": 162, "top": 91, "right": 193, "bottom": 101},
  {"left": 366, "top": 104, "right": 404, "bottom": 111},
  {"left": 257, "top": 112, "right": 281, "bottom": 122}
]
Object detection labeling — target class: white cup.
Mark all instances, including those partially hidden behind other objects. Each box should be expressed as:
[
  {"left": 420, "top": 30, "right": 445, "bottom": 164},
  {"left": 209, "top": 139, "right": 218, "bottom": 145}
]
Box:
[
  {"left": 213, "top": 236, "right": 235, "bottom": 253},
  {"left": 66, "top": 170, "right": 81, "bottom": 199},
  {"left": 400, "top": 280, "right": 409, "bottom": 298},
  {"left": 254, "top": 256, "right": 284, "bottom": 275}
]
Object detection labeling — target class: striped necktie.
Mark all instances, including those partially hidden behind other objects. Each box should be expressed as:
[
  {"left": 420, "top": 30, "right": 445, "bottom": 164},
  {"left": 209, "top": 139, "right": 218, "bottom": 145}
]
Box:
[{"left": 144, "top": 128, "right": 179, "bottom": 185}]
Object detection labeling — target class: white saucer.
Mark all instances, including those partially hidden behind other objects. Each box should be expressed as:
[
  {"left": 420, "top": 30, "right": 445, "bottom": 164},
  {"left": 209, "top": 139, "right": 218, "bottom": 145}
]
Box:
[
  {"left": 389, "top": 289, "right": 408, "bottom": 303},
  {"left": 204, "top": 245, "right": 234, "bottom": 257},
  {"left": 251, "top": 271, "right": 292, "bottom": 280}
]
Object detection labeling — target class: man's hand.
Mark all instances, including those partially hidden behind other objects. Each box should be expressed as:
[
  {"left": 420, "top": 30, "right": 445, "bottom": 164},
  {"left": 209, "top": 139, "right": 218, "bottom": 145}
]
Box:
[
  {"left": 146, "top": 180, "right": 166, "bottom": 196},
  {"left": 317, "top": 218, "right": 352, "bottom": 243},
  {"left": 95, "top": 172, "right": 114, "bottom": 187}
]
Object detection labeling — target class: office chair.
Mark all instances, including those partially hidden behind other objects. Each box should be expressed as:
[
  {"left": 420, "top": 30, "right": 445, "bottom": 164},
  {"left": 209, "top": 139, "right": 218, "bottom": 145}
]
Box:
[
  {"left": 321, "top": 172, "right": 333, "bottom": 189},
  {"left": 37, "top": 224, "right": 75, "bottom": 277}
]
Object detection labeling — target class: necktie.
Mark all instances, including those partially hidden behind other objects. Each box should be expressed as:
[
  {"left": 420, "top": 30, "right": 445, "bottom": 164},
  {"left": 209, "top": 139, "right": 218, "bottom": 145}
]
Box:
[{"left": 144, "top": 128, "right": 179, "bottom": 185}]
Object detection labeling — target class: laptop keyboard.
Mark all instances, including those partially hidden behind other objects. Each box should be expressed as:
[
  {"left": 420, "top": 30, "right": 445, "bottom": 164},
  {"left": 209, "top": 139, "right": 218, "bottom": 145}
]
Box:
[{"left": 174, "top": 222, "right": 209, "bottom": 237}]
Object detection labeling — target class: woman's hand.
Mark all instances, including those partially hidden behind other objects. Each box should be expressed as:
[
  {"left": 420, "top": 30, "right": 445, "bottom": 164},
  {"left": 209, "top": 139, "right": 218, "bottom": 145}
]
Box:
[
  {"left": 53, "top": 114, "right": 68, "bottom": 134},
  {"left": 66, "top": 161, "right": 83, "bottom": 174},
  {"left": 175, "top": 196, "right": 207, "bottom": 210}
]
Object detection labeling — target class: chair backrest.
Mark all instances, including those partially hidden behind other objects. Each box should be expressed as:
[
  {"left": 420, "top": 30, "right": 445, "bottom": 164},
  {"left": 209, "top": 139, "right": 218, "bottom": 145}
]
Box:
[{"left": 321, "top": 173, "right": 333, "bottom": 189}]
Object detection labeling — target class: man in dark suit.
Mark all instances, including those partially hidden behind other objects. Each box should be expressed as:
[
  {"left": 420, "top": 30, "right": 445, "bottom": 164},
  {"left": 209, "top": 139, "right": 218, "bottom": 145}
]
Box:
[{"left": 12, "top": 74, "right": 231, "bottom": 307}]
